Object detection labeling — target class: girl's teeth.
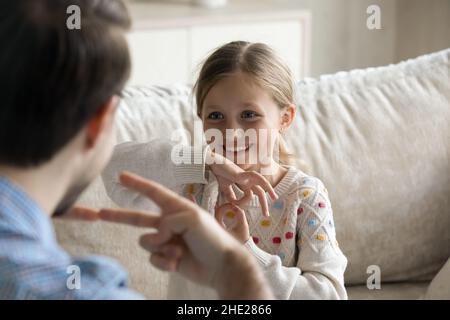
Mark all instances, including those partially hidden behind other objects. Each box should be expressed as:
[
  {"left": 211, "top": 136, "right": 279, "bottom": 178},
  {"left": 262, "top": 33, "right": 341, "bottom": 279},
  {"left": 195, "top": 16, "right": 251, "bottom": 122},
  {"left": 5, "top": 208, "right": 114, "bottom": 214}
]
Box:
[{"left": 226, "top": 146, "right": 248, "bottom": 152}]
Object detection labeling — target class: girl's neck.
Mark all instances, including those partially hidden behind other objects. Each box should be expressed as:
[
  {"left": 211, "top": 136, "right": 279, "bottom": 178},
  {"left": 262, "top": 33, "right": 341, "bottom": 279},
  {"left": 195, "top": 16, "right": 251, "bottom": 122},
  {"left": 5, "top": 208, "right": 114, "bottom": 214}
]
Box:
[
  {"left": 265, "top": 164, "right": 288, "bottom": 188},
  {"left": 252, "top": 160, "right": 288, "bottom": 187}
]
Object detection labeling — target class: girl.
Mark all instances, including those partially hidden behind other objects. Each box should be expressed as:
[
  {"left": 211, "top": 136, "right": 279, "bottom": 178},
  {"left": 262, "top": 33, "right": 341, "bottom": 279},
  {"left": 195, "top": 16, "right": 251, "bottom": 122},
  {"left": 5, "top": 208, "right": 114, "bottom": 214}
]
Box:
[{"left": 102, "top": 41, "right": 347, "bottom": 299}]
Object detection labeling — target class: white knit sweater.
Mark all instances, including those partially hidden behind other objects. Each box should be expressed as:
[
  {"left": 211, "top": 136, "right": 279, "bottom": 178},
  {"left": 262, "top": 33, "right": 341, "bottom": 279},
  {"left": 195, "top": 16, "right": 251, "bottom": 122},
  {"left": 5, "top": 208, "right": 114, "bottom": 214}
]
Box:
[{"left": 102, "top": 139, "right": 348, "bottom": 299}]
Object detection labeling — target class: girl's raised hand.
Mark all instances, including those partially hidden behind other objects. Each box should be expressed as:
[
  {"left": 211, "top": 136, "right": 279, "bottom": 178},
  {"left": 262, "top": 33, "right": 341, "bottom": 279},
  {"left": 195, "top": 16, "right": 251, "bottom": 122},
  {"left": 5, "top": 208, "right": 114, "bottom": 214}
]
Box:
[{"left": 207, "top": 150, "right": 278, "bottom": 217}]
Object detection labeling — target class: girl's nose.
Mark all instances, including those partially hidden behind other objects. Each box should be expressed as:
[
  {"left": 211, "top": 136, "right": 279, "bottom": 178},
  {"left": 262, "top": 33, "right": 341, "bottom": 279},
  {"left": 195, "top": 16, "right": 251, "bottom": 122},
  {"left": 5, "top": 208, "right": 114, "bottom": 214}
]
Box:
[
  {"left": 224, "top": 120, "right": 241, "bottom": 134},
  {"left": 225, "top": 122, "right": 243, "bottom": 135}
]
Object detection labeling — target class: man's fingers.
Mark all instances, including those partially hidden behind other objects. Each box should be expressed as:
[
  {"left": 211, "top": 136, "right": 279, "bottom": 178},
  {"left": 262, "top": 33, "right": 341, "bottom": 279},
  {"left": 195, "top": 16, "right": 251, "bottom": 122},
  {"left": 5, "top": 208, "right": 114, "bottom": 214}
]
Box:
[
  {"left": 150, "top": 252, "right": 179, "bottom": 272},
  {"left": 58, "top": 206, "right": 100, "bottom": 221},
  {"left": 119, "top": 171, "right": 193, "bottom": 211},
  {"left": 161, "top": 243, "right": 185, "bottom": 261},
  {"left": 99, "top": 208, "right": 160, "bottom": 228},
  {"left": 139, "top": 211, "right": 194, "bottom": 248},
  {"left": 140, "top": 232, "right": 170, "bottom": 250},
  {"left": 147, "top": 242, "right": 186, "bottom": 272}
]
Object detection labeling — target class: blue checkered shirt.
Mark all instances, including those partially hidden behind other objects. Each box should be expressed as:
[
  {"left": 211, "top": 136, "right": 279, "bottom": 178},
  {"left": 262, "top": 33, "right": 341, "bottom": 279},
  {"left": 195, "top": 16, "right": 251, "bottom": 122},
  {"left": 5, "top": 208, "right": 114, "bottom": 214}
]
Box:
[{"left": 0, "top": 177, "right": 143, "bottom": 299}]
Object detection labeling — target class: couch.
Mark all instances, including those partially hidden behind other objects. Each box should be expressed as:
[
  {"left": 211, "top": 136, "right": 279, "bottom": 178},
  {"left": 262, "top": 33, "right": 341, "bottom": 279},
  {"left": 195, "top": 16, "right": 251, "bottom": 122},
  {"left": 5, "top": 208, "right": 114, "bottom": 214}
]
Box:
[{"left": 54, "top": 49, "right": 450, "bottom": 299}]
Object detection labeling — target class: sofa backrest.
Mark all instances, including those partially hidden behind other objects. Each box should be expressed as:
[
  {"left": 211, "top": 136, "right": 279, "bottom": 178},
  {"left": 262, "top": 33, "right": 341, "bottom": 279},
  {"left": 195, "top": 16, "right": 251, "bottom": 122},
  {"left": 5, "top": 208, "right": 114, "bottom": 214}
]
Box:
[
  {"left": 289, "top": 49, "right": 450, "bottom": 284},
  {"left": 55, "top": 49, "right": 450, "bottom": 297}
]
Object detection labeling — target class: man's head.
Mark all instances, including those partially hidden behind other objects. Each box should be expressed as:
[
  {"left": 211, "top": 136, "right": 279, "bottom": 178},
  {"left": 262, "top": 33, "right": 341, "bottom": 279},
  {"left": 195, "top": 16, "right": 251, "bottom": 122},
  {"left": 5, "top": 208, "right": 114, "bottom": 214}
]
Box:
[{"left": 0, "top": 0, "right": 131, "bottom": 215}]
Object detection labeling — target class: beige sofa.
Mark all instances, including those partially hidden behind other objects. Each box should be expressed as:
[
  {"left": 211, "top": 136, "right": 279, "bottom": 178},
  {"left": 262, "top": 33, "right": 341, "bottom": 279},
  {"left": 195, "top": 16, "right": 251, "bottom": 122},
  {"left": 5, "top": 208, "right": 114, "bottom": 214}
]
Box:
[{"left": 54, "top": 49, "right": 450, "bottom": 299}]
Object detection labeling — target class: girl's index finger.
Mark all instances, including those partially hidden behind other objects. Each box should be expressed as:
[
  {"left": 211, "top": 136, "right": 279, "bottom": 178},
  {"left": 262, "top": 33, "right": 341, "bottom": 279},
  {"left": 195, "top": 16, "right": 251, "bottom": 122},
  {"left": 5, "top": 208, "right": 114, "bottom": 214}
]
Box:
[
  {"left": 268, "top": 185, "right": 278, "bottom": 201},
  {"left": 248, "top": 172, "right": 278, "bottom": 201},
  {"left": 258, "top": 176, "right": 278, "bottom": 201},
  {"left": 252, "top": 185, "right": 270, "bottom": 217}
]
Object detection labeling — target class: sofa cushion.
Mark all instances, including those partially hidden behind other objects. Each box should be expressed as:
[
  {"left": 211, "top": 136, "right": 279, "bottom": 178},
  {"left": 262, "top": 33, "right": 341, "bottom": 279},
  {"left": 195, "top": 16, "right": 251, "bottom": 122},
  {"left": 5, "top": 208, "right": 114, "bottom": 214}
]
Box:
[
  {"left": 54, "top": 49, "right": 450, "bottom": 298},
  {"left": 347, "top": 282, "right": 429, "bottom": 300},
  {"left": 287, "top": 49, "right": 450, "bottom": 285},
  {"left": 423, "top": 257, "right": 450, "bottom": 299}
]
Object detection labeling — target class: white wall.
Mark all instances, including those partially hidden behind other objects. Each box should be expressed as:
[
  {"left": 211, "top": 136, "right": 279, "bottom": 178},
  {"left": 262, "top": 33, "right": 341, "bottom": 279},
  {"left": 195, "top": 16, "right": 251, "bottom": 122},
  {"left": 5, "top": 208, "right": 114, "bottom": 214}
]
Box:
[
  {"left": 290, "top": 0, "right": 397, "bottom": 76},
  {"left": 396, "top": 0, "right": 450, "bottom": 62},
  {"left": 274, "top": 0, "right": 449, "bottom": 77}
]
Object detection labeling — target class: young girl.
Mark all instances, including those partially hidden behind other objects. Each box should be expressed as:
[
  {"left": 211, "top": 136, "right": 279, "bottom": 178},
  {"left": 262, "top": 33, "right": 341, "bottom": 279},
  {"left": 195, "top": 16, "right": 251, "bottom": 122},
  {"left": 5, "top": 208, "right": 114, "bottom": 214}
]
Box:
[{"left": 102, "top": 41, "right": 347, "bottom": 299}]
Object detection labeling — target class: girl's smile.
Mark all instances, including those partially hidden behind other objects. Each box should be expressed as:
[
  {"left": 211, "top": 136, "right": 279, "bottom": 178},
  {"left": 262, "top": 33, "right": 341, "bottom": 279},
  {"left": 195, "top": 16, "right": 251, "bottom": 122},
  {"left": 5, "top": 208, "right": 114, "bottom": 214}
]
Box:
[{"left": 201, "top": 71, "right": 284, "bottom": 172}]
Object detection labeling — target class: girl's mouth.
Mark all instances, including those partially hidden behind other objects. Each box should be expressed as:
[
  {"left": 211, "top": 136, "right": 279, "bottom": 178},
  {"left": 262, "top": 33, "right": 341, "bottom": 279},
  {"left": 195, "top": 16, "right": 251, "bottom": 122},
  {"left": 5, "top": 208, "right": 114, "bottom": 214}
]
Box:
[
  {"left": 223, "top": 144, "right": 253, "bottom": 163},
  {"left": 224, "top": 145, "right": 250, "bottom": 153}
]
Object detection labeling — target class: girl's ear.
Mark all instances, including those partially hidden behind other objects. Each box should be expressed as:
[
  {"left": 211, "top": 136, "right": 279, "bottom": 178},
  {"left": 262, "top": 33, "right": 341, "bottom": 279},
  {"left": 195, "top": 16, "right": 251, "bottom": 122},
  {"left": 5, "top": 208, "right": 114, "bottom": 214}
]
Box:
[{"left": 280, "top": 103, "right": 296, "bottom": 131}]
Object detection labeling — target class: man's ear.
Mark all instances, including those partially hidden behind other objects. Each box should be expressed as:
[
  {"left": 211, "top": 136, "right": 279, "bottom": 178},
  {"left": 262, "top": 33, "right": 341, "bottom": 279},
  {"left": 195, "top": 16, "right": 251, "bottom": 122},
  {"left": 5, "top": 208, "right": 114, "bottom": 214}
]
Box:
[
  {"left": 280, "top": 103, "right": 296, "bottom": 130},
  {"left": 85, "top": 96, "right": 119, "bottom": 149}
]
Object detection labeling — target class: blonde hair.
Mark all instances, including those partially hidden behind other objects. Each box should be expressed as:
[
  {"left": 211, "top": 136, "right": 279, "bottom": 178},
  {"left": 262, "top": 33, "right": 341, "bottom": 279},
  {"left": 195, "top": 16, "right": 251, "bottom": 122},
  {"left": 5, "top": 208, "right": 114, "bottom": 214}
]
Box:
[{"left": 194, "top": 41, "right": 296, "bottom": 166}]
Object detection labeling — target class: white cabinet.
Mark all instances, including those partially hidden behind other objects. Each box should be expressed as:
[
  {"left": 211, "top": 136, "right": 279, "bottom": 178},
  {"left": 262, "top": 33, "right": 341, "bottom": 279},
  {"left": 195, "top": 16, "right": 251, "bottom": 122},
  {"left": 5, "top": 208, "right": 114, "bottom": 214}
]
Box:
[
  {"left": 126, "top": 1, "right": 311, "bottom": 86},
  {"left": 127, "top": 28, "right": 190, "bottom": 85}
]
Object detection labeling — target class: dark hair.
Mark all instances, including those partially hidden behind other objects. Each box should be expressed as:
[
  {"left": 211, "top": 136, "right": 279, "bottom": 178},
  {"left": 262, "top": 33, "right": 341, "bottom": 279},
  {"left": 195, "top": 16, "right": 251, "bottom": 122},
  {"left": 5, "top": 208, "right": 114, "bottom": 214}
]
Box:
[{"left": 0, "top": 0, "right": 131, "bottom": 167}]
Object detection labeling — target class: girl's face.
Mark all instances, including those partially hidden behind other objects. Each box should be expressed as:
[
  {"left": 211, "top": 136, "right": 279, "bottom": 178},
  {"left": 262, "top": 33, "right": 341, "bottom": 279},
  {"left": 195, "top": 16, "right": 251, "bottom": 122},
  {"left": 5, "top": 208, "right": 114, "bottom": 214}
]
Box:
[{"left": 201, "top": 71, "right": 294, "bottom": 172}]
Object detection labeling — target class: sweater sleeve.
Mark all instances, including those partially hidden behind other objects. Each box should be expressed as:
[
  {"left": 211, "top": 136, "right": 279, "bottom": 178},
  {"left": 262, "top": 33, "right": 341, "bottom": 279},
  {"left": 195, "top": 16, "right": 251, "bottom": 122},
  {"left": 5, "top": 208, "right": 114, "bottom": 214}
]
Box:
[
  {"left": 244, "top": 178, "right": 348, "bottom": 300},
  {"left": 101, "top": 139, "right": 209, "bottom": 211}
]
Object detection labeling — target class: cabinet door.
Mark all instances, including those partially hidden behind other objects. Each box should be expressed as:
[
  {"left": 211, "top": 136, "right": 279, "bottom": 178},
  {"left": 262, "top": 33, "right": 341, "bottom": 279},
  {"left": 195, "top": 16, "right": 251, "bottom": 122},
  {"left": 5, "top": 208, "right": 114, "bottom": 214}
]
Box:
[
  {"left": 127, "top": 29, "right": 189, "bottom": 86},
  {"left": 189, "top": 20, "right": 305, "bottom": 82}
]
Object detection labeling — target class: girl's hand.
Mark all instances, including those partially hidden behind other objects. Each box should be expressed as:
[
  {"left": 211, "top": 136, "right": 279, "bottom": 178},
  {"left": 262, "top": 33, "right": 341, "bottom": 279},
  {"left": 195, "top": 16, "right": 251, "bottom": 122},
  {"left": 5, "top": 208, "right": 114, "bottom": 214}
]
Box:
[
  {"left": 207, "top": 150, "right": 277, "bottom": 217},
  {"left": 215, "top": 202, "right": 250, "bottom": 244}
]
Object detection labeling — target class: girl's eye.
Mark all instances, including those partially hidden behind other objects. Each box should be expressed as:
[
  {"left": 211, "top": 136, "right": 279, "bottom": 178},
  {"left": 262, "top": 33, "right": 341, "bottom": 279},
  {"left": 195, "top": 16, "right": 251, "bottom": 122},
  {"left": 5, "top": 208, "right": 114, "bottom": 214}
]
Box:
[
  {"left": 207, "top": 111, "right": 224, "bottom": 120},
  {"left": 241, "top": 110, "right": 258, "bottom": 119}
]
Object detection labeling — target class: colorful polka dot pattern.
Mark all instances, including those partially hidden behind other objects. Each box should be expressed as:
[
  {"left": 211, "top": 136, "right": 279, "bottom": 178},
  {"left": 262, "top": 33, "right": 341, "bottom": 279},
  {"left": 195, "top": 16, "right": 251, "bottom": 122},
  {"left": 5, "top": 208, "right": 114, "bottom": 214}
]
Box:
[
  {"left": 225, "top": 211, "right": 235, "bottom": 219},
  {"left": 273, "top": 200, "right": 284, "bottom": 210},
  {"left": 184, "top": 184, "right": 203, "bottom": 205},
  {"left": 316, "top": 234, "right": 327, "bottom": 241},
  {"left": 186, "top": 184, "right": 195, "bottom": 195},
  {"left": 227, "top": 174, "right": 339, "bottom": 269},
  {"left": 261, "top": 219, "right": 271, "bottom": 227},
  {"left": 251, "top": 195, "right": 334, "bottom": 258},
  {"left": 302, "top": 189, "right": 312, "bottom": 198}
]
